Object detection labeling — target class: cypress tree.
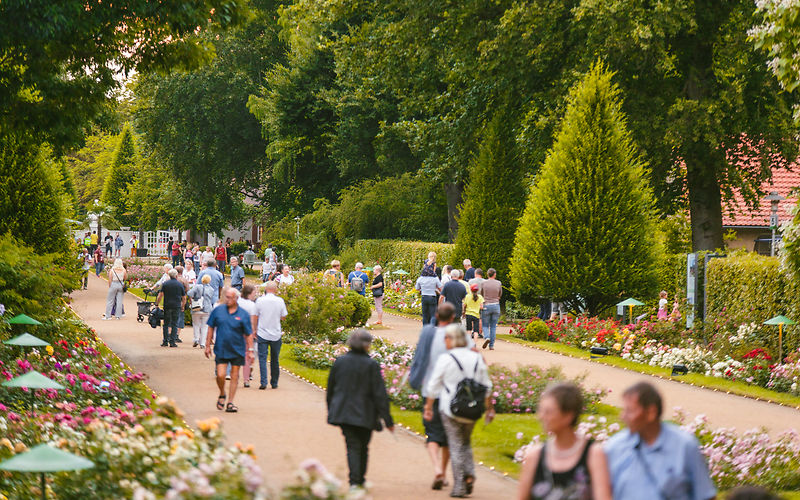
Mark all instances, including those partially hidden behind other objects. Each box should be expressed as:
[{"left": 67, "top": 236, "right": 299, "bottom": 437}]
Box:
[
  {"left": 101, "top": 123, "right": 138, "bottom": 226},
  {"left": 509, "top": 64, "right": 658, "bottom": 315},
  {"left": 454, "top": 107, "right": 527, "bottom": 282}
]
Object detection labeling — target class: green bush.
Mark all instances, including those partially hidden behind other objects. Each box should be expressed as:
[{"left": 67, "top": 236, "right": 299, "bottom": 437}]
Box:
[
  {"left": 276, "top": 275, "right": 367, "bottom": 342},
  {"left": 510, "top": 64, "right": 658, "bottom": 315},
  {"left": 101, "top": 124, "right": 139, "bottom": 227},
  {"left": 0, "top": 234, "right": 80, "bottom": 325},
  {"left": 229, "top": 241, "right": 249, "bottom": 256},
  {"left": 337, "top": 239, "right": 455, "bottom": 279},
  {"left": 454, "top": 105, "right": 528, "bottom": 285},
  {"left": 517, "top": 318, "right": 550, "bottom": 342}
]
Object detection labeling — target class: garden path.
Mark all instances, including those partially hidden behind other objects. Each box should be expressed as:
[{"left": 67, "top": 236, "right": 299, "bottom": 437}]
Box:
[
  {"left": 372, "top": 312, "right": 800, "bottom": 435},
  {"left": 68, "top": 275, "right": 517, "bottom": 499}
]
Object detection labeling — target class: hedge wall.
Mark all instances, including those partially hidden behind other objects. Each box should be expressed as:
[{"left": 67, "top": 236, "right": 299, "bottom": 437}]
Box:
[{"left": 337, "top": 239, "right": 455, "bottom": 278}]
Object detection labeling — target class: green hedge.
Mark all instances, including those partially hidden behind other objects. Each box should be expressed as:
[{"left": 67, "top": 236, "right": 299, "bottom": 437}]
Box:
[
  {"left": 705, "top": 252, "right": 800, "bottom": 354},
  {"left": 337, "top": 239, "right": 455, "bottom": 278}
]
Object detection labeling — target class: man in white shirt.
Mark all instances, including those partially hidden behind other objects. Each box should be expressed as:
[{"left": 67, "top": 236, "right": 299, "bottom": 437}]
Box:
[{"left": 252, "top": 280, "right": 288, "bottom": 390}]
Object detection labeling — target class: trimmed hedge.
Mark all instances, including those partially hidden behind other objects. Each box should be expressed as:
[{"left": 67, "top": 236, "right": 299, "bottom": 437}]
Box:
[{"left": 337, "top": 239, "right": 455, "bottom": 278}]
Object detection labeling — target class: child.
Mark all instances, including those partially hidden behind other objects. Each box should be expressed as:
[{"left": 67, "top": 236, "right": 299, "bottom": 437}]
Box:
[
  {"left": 657, "top": 290, "right": 668, "bottom": 320},
  {"left": 463, "top": 284, "right": 485, "bottom": 339},
  {"left": 670, "top": 299, "right": 681, "bottom": 321}
]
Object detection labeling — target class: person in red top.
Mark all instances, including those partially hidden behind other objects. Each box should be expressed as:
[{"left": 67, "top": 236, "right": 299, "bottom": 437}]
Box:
[
  {"left": 93, "top": 246, "right": 105, "bottom": 276},
  {"left": 171, "top": 240, "right": 181, "bottom": 267},
  {"left": 215, "top": 243, "right": 227, "bottom": 274}
]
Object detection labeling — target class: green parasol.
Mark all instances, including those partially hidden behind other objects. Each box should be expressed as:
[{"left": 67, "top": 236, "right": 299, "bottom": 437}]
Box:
[
  {"left": 4, "top": 333, "right": 50, "bottom": 347},
  {"left": 616, "top": 298, "right": 645, "bottom": 324},
  {"left": 764, "top": 315, "right": 796, "bottom": 364},
  {"left": 0, "top": 444, "right": 94, "bottom": 500},
  {"left": 391, "top": 269, "right": 409, "bottom": 276},
  {"left": 2, "top": 371, "right": 64, "bottom": 409},
  {"left": 7, "top": 314, "right": 42, "bottom": 326}
]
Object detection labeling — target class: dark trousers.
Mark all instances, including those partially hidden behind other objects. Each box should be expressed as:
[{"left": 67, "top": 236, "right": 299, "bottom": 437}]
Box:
[
  {"left": 162, "top": 307, "right": 179, "bottom": 345},
  {"left": 422, "top": 295, "right": 438, "bottom": 325},
  {"left": 257, "top": 337, "right": 281, "bottom": 387},
  {"left": 172, "top": 254, "right": 180, "bottom": 267},
  {"left": 340, "top": 424, "right": 372, "bottom": 486}
]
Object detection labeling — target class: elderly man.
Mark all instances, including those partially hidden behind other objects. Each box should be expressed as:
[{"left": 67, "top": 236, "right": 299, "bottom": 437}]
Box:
[
  {"left": 462, "top": 259, "right": 475, "bottom": 281},
  {"left": 197, "top": 259, "right": 224, "bottom": 303},
  {"left": 229, "top": 256, "right": 245, "bottom": 291},
  {"left": 153, "top": 263, "right": 174, "bottom": 291},
  {"left": 348, "top": 262, "right": 369, "bottom": 296},
  {"left": 252, "top": 280, "right": 288, "bottom": 389},
  {"left": 205, "top": 287, "right": 254, "bottom": 413},
  {"left": 605, "top": 382, "right": 716, "bottom": 500},
  {"left": 439, "top": 269, "right": 467, "bottom": 322},
  {"left": 155, "top": 269, "right": 186, "bottom": 347}
]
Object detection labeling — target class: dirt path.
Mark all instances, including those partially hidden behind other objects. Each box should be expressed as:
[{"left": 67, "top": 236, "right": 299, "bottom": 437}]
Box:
[
  {"left": 372, "top": 311, "right": 800, "bottom": 434},
  {"left": 69, "top": 275, "right": 517, "bottom": 499}
]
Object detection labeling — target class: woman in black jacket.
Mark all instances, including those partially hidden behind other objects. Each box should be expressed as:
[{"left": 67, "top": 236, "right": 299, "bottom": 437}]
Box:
[{"left": 327, "top": 329, "right": 395, "bottom": 488}]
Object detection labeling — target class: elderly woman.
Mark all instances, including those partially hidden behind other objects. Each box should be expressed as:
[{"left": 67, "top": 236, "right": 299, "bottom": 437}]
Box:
[
  {"left": 105, "top": 259, "right": 127, "bottom": 320},
  {"left": 326, "top": 330, "right": 394, "bottom": 489},
  {"left": 424, "top": 324, "right": 494, "bottom": 498},
  {"left": 187, "top": 274, "right": 216, "bottom": 348},
  {"left": 416, "top": 263, "right": 442, "bottom": 326},
  {"left": 516, "top": 383, "right": 611, "bottom": 500}
]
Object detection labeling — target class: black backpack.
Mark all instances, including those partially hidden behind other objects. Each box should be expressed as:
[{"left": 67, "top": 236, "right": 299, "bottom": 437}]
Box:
[{"left": 447, "top": 353, "right": 488, "bottom": 421}]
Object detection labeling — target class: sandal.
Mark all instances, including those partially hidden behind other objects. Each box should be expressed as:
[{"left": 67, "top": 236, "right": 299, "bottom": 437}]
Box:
[
  {"left": 216, "top": 394, "right": 226, "bottom": 410},
  {"left": 225, "top": 402, "right": 238, "bottom": 413},
  {"left": 432, "top": 474, "right": 445, "bottom": 490}
]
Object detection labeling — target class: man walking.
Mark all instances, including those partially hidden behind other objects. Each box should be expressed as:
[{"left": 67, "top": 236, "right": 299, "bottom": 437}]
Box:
[
  {"left": 408, "top": 303, "right": 475, "bottom": 490},
  {"left": 205, "top": 287, "right": 255, "bottom": 413},
  {"left": 347, "top": 262, "right": 369, "bottom": 296},
  {"left": 114, "top": 233, "right": 124, "bottom": 257},
  {"left": 229, "top": 256, "right": 245, "bottom": 291},
  {"left": 155, "top": 269, "right": 186, "bottom": 347},
  {"left": 468, "top": 268, "right": 485, "bottom": 294},
  {"left": 215, "top": 241, "right": 227, "bottom": 275},
  {"left": 93, "top": 245, "right": 105, "bottom": 276},
  {"left": 252, "top": 281, "right": 288, "bottom": 389},
  {"left": 605, "top": 382, "right": 716, "bottom": 500},
  {"left": 79, "top": 247, "right": 93, "bottom": 290},
  {"left": 104, "top": 233, "right": 113, "bottom": 257},
  {"left": 439, "top": 269, "right": 467, "bottom": 322},
  {"left": 197, "top": 259, "right": 224, "bottom": 304}
]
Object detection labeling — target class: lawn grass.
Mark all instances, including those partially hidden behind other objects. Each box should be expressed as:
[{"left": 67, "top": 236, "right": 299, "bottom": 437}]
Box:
[
  {"left": 497, "top": 334, "right": 800, "bottom": 410},
  {"left": 278, "top": 344, "right": 620, "bottom": 479}
]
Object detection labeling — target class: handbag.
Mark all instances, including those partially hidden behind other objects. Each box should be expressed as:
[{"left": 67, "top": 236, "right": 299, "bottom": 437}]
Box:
[{"left": 113, "top": 270, "right": 128, "bottom": 293}]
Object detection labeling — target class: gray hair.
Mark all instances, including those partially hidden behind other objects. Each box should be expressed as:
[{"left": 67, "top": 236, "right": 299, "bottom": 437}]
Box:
[
  {"left": 450, "top": 269, "right": 460, "bottom": 279},
  {"left": 224, "top": 287, "right": 241, "bottom": 299},
  {"left": 445, "top": 324, "right": 469, "bottom": 348},
  {"left": 463, "top": 259, "right": 471, "bottom": 267},
  {"left": 355, "top": 262, "right": 363, "bottom": 269},
  {"left": 265, "top": 280, "right": 278, "bottom": 292},
  {"left": 230, "top": 256, "right": 238, "bottom": 263},
  {"left": 347, "top": 329, "right": 373, "bottom": 353},
  {"left": 168, "top": 269, "right": 179, "bottom": 279},
  {"left": 164, "top": 263, "right": 174, "bottom": 271},
  {"left": 206, "top": 259, "right": 217, "bottom": 268}
]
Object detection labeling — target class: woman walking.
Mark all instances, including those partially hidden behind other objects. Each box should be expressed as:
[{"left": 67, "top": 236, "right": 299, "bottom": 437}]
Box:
[
  {"left": 105, "top": 259, "right": 127, "bottom": 320},
  {"left": 516, "top": 383, "right": 612, "bottom": 500},
  {"left": 237, "top": 284, "right": 258, "bottom": 388},
  {"left": 370, "top": 265, "right": 384, "bottom": 324},
  {"left": 424, "top": 324, "right": 494, "bottom": 498},
  {"left": 415, "top": 263, "right": 442, "bottom": 325},
  {"left": 481, "top": 268, "right": 502, "bottom": 350},
  {"left": 187, "top": 274, "right": 216, "bottom": 348},
  {"left": 327, "top": 330, "right": 394, "bottom": 489}
]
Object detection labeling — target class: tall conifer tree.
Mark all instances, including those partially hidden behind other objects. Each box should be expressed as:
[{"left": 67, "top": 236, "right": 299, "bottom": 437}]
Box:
[{"left": 101, "top": 124, "right": 138, "bottom": 226}]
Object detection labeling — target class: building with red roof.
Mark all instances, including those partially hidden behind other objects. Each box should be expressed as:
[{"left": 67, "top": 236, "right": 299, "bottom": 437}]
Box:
[{"left": 722, "top": 165, "right": 799, "bottom": 254}]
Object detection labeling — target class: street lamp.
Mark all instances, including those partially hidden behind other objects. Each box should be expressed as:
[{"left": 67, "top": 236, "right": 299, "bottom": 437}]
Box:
[{"left": 766, "top": 191, "right": 785, "bottom": 257}]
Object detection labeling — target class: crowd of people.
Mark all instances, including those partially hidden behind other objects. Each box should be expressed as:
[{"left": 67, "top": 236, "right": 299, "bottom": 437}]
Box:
[{"left": 77, "top": 244, "right": 731, "bottom": 500}]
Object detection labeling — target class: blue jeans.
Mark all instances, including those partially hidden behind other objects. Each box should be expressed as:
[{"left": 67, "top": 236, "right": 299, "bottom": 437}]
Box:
[
  {"left": 482, "top": 303, "right": 501, "bottom": 348},
  {"left": 95, "top": 262, "right": 105, "bottom": 276},
  {"left": 421, "top": 295, "right": 438, "bottom": 325},
  {"left": 257, "top": 337, "right": 282, "bottom": 387}
]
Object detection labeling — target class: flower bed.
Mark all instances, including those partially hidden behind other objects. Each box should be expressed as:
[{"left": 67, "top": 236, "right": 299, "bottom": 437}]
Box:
[
  {"left": 510, "top": 316, "right": 800, "bottom": 396},
  {"left": 292, "top": 338, "right": 607, "bottom": 413},
  {"left": 514, "top": 409, "right": 800, "bottom": 492},
  {"left": 380, "top": 279, "right": 422, "bottom": 315}
]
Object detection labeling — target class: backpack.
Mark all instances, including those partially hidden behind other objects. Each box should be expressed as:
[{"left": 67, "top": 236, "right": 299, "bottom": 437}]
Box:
[
  {"left": 350, "top": 273, "right": 364, "bottom": 293},
  {"left": 447, "top": 353, "right": 488, "bottom": 421}
]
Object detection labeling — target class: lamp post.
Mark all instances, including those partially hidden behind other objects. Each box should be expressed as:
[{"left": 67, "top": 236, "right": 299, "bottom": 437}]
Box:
[
  {"left": 766, "top": 191, "right": 785, "bottom": 257},
  {"left": 0, "top": 444, "right": 94, "bottom": 500},
  {"left": 294, "top": 216, "right": 301, "bottom": 239},
  {"left": 616, "top": 298, "right": 644, "bottom": 324}
]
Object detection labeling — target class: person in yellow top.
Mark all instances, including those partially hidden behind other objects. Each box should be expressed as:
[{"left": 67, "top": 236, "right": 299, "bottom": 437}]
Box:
[{"left": 463, "top": 284, "right": 484, "bottom": 340}]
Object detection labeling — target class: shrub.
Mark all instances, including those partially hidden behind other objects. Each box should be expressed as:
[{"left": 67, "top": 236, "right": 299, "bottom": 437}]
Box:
[
  {"left": 277, "top": 276, "right": 364, "bottom": 343},
  {"left": 0, "top": 234, "right": 80, "bottom": 323},
  {"left": 101, "top": 124, "right": 139, "bottom": 227},
  {"left": 229, "top": 241, "right": 249, "bottom": 256},
  {"left": 342, "top": 291, "right": 371, "bottom": 326},
  {"left": 337, "top": 239, "right": 455, "bottom": 279},
  {"left": 510, "top": 63, "right": 658, "bottom": 314},
  {"left": 515, "top": 318, "right": 550, "bottom": 342},
  {"left": 454, "top": 106, "right": 528, "bottom": 283}
]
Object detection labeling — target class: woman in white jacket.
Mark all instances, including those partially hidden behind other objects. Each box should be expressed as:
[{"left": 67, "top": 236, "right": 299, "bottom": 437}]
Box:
[{"left": 424, "top": 324, "right": 494, "bottom": 498}]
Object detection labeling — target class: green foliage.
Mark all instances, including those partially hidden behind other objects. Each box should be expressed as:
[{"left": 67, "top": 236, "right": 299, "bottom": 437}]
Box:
[
  {"left": 0, "top": 0, "right": 246, "bottom": 150},
  {"left": 510, "top": 64, "right": 658, "bottom": 315},
  {"left": 229, "top": 242, "right": 249, "bottom": 256},
  {"left": 337, "top": 240, "right": 456, "bottom": 279},
  {"left": 63, "top": 132, "right": 119, "bottom": 217},
  {"left": 276, "top": 276, "right": 369, "bottom": 343},
  {"left": 751, "top": 1, "right": 800, "bottom": 97},
  {"left": 517, "top": 319, "right": 550, "bottom": 342},
  {"left": 0, "top": 132, "right": 70, "bottom": 254},
  {"left": 342, "top": 291, "right": 372, "bottom": 327},
  {"left": 454, "top": 107, "right": 528, "bottom": 282},
  {"left": 0, "top": 234, "right": 79, "bottom": 320},
  {"left": 101, "top": 124, "right": 139, "bottom": 226}
]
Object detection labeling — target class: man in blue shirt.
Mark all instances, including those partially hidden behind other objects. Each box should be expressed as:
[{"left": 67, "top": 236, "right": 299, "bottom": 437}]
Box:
[
  {"left": 229, "top": 256, "right": 245, "bottom": 291},
  {"left": 197, "top": 259, "right": 224, "bottom": 303},
  {"left": 347, "top": 262, "right": 369, "bottom": 296},
  {"left": 605, "top": 382, "right": 716, "bottom": 500},
  {"left": 205, "top": 287, "right": 254, "bottom": 413}
]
